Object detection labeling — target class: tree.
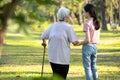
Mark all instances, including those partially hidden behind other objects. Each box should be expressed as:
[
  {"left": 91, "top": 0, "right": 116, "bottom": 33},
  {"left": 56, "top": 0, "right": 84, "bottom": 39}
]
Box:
[
  {"left": 112, "top": 0, "right": 120, "bottom": 25},
  {"left": 62, "top": 0, "right": 83, "bottom": 25},
  {"left": 0, "top": 0, "right": 58, "bottom": 59},
  {"left": 0, "top": 0, "right": 17, "bottom": 58},
  {"left": 0, "top": 0, "right": 18, "bottom": 46},
  {"left": 100, "top": 0, "right": 107, "bottom": 30},
  {"left": 91, "top": 0, "right": 108, "bottom": 30}
]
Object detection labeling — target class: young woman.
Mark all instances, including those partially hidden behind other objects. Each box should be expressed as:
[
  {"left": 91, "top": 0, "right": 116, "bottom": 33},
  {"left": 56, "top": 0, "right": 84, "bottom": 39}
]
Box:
[
  {"left": 41, "top": 7, "right": 78, "bottom": 80},
  {"left": 76, "top": 4, "right": 100, "bottom": 80}
]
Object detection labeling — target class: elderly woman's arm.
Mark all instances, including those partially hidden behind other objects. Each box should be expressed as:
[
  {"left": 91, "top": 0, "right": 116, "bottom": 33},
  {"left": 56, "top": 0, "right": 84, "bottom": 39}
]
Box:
[
  {"left": 41, "top": 27, "right": 52, "bottom": 47},
  {"left": 41, "top": 39, "right": 47, "bottom": 46}
]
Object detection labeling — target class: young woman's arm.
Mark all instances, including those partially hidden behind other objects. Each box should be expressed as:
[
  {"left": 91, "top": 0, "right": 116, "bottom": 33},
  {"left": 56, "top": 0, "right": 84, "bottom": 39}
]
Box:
[
  {"left": 74, "top": 30, "right": 90, "bottom": 46},
  {"left": 80, "top": 30, "right": 90, "bottom": 45}
]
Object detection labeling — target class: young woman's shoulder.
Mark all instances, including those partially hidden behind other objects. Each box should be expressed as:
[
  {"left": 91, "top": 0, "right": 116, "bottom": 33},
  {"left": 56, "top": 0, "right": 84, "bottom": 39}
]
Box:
[
  {"left": 86, "top": 19, "right": 93, "bottom": 25},
  {"left": 84, "top": 22, "right": 90, "bottom": 27}
]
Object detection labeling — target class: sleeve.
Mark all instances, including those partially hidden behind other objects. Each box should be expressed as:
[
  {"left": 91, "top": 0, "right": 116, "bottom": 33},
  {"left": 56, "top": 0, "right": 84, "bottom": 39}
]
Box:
[
  {"left": 41, "top": 27, "right": 51, "bottom": 39},
  {"left": 83, "top": 23, "right": 89, "bottom": 32},
  {"left": 68, "top": 26, "right": 78, "bottom": 43}
]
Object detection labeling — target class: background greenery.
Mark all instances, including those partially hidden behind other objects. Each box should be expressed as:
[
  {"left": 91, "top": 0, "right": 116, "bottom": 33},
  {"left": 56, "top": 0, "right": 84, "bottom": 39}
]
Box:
[
  {"left": 0, "top": 23, "right": 120, "bottom": 80},
  {"left": 0, "top": 0, "right": 120, "bottom": 80}
]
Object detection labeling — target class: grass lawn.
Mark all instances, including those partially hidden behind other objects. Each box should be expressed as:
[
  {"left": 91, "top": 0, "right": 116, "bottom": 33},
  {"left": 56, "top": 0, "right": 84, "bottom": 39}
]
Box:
[{"left": 0, "top": 24, "right": 120, "bottom": 80}]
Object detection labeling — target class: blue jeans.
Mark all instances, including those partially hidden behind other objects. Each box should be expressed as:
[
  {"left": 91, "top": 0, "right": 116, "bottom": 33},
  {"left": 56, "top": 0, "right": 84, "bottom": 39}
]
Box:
[{"left": 82, "top": 43, "right": 98, "bottom": 80}]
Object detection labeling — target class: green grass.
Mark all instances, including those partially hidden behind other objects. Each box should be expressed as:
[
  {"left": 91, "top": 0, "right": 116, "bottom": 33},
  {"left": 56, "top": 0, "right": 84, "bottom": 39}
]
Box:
[{"left": 0, "top": 25, "right": 120, "bottom": 80}]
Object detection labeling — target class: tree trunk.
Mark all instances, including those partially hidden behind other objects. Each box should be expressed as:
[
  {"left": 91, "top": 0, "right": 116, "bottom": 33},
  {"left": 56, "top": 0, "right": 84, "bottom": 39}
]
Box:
[
  {"left": 100, "top": 0, "right": 108, "bottom": 30},
  {"left": 0, "top": 0, "right": 17, "bottom": 59},
  {"left": 74, "top": 12, "right": 81, "bottom": 25},
  {"left": 85, "top": 0, "right": 88, "bottom": 4},
  {"left": 0, "top": 29, "right": 5, "bottom": 59},
  {"left": 118, "top": 0, "right": 120, "bottom": 26},
  {"left": 74, "top": 3, "right": 81, "bottom": 25},
  {"left": 53, "top": 0, "right": 63, "bottom": 23},
  {"left": 110, "top": 2, "right": 114, "bottom": 24}
]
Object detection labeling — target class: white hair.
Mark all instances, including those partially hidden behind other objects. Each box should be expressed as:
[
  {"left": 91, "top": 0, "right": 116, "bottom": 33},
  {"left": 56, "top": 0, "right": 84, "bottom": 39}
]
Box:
[{"left": 57, "top": 7, "right": 70, "bottom": 20}]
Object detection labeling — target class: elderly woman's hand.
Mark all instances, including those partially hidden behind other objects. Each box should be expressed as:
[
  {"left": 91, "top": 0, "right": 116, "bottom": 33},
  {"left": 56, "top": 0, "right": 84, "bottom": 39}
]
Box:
[
  {"left": 41, "top": 42, "right": 47, "bottom": 47},
  {"left": 42, "top": 39, "right": 47, "bottom": 47}
]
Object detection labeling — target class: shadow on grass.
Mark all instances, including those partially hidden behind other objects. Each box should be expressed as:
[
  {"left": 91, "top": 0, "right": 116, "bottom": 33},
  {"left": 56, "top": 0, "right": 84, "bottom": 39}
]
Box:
[
  {"left": 0, "top": 54, "right": 49, "bottom": 65},
  {"left": 97, "top": 54, "right": 120, "bottom": 67},
  {"left": 2, "top": 44, "right": 44, "bottom": 55},
  {"left": 98, "top": 49, "right": 120, "bottom": 53},
  {"left": 72, "top": 48, "right": 120, "bottom": 54},
  {"left": 0, "top": 71, "right": 51, "bottom": 75},
  {"left": 0, "top": 71, "right": 63, "bottom": 80},
  {"left": 0, "top": 44, "right": 49, "bottom": 65},
  {"left": 6, "top": 36, "right": 25, "bottom": 40},
  {"left": 6, "top": 30, "right": 42, "bottom": 40},
  {"left": 0, "top": 72, "right": 120, "bottom": 80},
  {"left": 71, "top": 48, "right": 120, "bottom": 67},
  {"left": 1, "top": 44, "right": 120, "bottom": 66}
]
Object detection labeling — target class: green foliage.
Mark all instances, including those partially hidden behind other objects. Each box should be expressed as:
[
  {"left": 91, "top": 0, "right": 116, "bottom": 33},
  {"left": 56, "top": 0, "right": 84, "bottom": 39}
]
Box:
[
  {"left": 0, "top": 0, "right": 119, "bottom": 33},
  {"left": 0, "top": 0, "right": 2, "bottom": 6},
  {"left": 3, "top": 2, "right": 11, "bottom": 14},
  {"left": 16, "top": 13, "right": 26, "bottom": 23},
  {"left": 0, "top": 0, "right": 12, "bottom": 22},
  {"left": 35, "top": 0, "right": 58, "bottom": 5},
  {"left": 0, "top": 0, "right": 11, "bottom": 6}
]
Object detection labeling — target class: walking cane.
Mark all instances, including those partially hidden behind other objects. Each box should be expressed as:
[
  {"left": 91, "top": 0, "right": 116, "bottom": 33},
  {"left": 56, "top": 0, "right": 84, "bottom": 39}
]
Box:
[{"left": 41, "top": 44, "right": 46, "bottom": 77}]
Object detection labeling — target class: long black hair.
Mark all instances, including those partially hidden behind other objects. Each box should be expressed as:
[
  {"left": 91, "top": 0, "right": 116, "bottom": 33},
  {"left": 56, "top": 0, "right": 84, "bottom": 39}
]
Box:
[{"left": 84, "top": 4, "right": 100, "bottom": 30}]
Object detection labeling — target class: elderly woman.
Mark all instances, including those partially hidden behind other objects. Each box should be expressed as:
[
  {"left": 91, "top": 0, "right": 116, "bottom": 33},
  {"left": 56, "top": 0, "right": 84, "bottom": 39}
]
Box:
[{"left": 41, "top": 7, "right": 78, "bottom": 80}]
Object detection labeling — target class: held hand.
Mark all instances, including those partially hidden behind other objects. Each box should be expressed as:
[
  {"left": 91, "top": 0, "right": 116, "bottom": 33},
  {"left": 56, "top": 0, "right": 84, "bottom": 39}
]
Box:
[
  {"left": 73, "top": 41, "right": 82, "bottom": 46},
  {"left": 72, "top": 41, "right": 80, "bottom": 46},
  {"left": 75, "top": 42, "right": 81, "bottom": 46}
]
